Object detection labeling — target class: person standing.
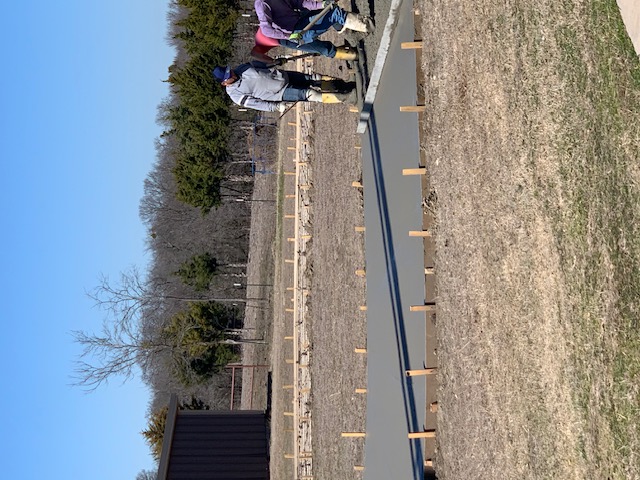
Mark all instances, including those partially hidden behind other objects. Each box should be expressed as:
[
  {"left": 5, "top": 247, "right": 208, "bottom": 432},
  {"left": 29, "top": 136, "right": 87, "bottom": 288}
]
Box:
[{"left": 212, "top": 63, "right": 355, "bottom": 112}]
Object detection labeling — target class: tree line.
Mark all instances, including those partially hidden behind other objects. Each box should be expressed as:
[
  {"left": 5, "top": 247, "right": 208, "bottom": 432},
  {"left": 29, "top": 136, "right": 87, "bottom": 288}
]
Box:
[
  {"left": 73, "top": 0, "right": 274, "bottom": 476},
  {"left": 161, "top": 0, "right": 240, "bottom": 214}
]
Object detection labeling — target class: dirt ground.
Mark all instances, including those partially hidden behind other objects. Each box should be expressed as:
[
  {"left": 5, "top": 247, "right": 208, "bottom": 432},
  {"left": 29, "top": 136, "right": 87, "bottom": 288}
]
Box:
[
  {"left": 302, "top": 92, "right": 369, "bottom": 479},
  {"left": 242, "top": 96, "right": 368, "bottom": 480}
]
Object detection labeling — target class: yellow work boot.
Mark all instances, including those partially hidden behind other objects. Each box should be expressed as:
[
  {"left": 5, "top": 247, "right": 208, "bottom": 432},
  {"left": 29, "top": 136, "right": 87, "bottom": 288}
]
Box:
[
  {"left": 334, "top": 45, "right": 357, "bottom": 60},
  {"left": 306, "top": 90, "right": 354, "bottom": 104},
  {"left": 321, "top": 92, "right": 351, "bottom": 103}
]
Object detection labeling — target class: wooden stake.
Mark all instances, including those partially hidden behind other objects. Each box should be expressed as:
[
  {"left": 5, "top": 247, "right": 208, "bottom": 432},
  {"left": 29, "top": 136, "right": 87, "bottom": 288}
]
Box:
[
  {"left": 425, "top": 267, "right": 435, "bottom": 275},
  {"left": 354, "top": 347, "right": 367, "bottom": 354},
  {"left": 285, "top": 259, "right": 294, "bottom": 264},
  {"left": 284, "top": 453, "right": 295, "bottom": 459},
  {"left": 401, "top": 41, "right": 424, "bottom": 49},
  {"left": 430, "top": 401, "right": 439, "bottom": 413},
  {"left": 355, "top": 269, "right": 366, "bottom": 277},
  {"left": 400, "top": 105, "right": 427, "bottom": 112},
  {"left": 406, "top": 368, "right": 437, "bottom": 377},
  {"left": 351, "top": 181, "right": 363, "bottom": 188},
  {"left": 354, "top": 466, "right": 365, "bottom": 472},
  {"left": 284, "top": 214, "right": 295, "bottom": 219},
  {"left": 284, "top": 412, "right": 294, "bottom": 416},
  {"left": 410, "top": 304, "right": 436, "bottom": 312},
  {"left": 287, "top": 122, "right": 297, "bottom": 126},
  {"left": 355, "top": 388, "right": 367, "bottom": 394},
  {"left": 359, "top": 305, "right": 367, "bottom": 311},
  {"left": 409, "top": 230, "right": 432, "bottom": 237},
  {"left": 284, "top": 336, "right": 294, "bottom": 340},
  {"left": 285, "top": 194, "right": 296, "bottom": 198},
  {"left": 342, "top": 432, "right": 366, "bottom": 438},
  {"left": 408, "top": 430, "right": 436, "bottom": 439},
  {"left": 425, "top": 460, "right": 433, "bottom": 467},
  {"left": 283, "top": 385, "right": 293, "bottom": 389},
  {"left": 355, "top": 226, "right": 366, "bottom": 232},
  {"left": 402, "top": 167, "right": 426, "bottom": 176}
]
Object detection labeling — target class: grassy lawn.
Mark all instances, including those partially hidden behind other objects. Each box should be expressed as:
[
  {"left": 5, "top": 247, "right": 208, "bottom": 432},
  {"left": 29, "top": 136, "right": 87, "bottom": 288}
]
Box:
[{"left": 532, "top": 0, "right": 640, "bottom": 476}]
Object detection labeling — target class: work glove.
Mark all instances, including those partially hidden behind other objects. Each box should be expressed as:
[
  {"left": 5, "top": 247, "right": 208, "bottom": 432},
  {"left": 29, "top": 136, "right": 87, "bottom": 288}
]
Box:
[
  {"left": 322, "top": 0, "right": 334, "bottom": 7},
  {"left": 272, "top": 57, "right": 288, "bottom": 66},
  {"left": 277, "top": 102, "right": 290, "bottom": 113},
  {"left": 289, "top": 32, "right": 304, "bottom": 45}
]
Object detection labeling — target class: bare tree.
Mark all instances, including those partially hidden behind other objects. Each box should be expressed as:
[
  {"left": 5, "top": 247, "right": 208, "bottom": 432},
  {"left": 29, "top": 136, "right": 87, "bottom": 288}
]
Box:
[
  {"left": 72, "top": 313, "right": 165, "bottom": 392},
  {"left": 72, "top": 311, "right": 264, "bottom": 392},
  {"left": 72, "top": 267, "right": 265, "bottom": 391},
  {"left": 89, "top": 267, "right": 256, "bottom": 308}
]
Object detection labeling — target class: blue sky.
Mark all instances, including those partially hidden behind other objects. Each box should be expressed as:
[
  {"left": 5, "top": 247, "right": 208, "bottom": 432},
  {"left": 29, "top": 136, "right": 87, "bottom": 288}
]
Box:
[{"left": 0, "top": 1, "right": 173, "bottom": 478}]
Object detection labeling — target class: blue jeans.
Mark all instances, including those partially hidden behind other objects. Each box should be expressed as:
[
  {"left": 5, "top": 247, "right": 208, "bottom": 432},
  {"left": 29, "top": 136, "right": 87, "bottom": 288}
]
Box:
[
  {"left": 281, "top": 72, "right": 317, "bottom": 102},
  {"left": 278, "top": 38, "right": 336, "bottom": 58},
  {"left": 292, "top": 6, "right": 348, "bottom": 45}
]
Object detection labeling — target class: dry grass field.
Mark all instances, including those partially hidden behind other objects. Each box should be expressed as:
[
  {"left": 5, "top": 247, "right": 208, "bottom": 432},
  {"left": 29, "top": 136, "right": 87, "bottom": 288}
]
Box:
[{"left": 420, "top": 0, "right": 640, "bottom": 478}]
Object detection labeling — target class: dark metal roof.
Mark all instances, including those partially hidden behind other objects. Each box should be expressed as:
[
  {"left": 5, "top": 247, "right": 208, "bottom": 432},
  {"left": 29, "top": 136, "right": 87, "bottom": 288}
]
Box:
[{"left": 157, "top": 395, "right": 269, "bottom": 480}]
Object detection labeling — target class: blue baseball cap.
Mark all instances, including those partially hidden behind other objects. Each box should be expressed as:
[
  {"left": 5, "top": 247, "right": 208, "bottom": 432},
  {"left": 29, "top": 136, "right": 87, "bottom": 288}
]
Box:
[{"left": 213, "top": 66, "right": 232, "bottom": 83}]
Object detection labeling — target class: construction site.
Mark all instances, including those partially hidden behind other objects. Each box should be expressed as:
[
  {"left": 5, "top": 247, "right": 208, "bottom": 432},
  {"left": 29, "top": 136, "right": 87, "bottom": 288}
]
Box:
[{"left": 238, "top": 0, "right": 640, "bottom": 479}]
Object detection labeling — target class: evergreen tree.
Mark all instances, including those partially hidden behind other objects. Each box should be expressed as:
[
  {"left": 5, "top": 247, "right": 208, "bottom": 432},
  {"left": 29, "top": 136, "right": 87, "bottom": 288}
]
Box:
[
  {"left": 162, "top": 0, "right": 240, "bottom": 213},
  {"left": 142, "top": 397, "right": 212, "bottom": 460},
  {"left": 175, "top": 253, "right": 219, "bottom": 291},
  {"left": 142, "top": 406, "right": 168, "bottom": 460},
  {"left": 162, "top": 301, "right": 239, "bottom": 385}
]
